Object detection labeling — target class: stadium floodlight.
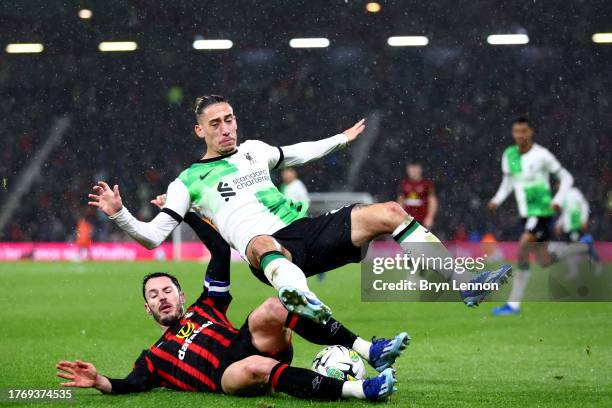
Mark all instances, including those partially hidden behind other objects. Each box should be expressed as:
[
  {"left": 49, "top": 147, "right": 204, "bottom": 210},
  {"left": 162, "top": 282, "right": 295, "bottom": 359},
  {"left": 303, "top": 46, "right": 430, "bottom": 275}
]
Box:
[
  {"left": 592, "top": 33, "right": 612, "bottom": 43},
  {"left": 98, "top": 41, "right": 138, "bottom": 52},
  {"left": 366, "top": 2, "right": 381, "bottom": 13},
  {"left": 78, "top": 9, "right": 92, "bottom": 19},
  {"left": 5, "top": 43, "right": 44, "bottom": 53},
  {"left": 289, "top": 38, "right": 330, "bottom": 48},
  {"left": 192, "top": 39, "right": 233, "bottom": 50},
  {"left": 387, "top": 36, "right": 429, "bottom": 47},
  {"left": 486, "top": 34, "right": 529, "bottom": 45}
]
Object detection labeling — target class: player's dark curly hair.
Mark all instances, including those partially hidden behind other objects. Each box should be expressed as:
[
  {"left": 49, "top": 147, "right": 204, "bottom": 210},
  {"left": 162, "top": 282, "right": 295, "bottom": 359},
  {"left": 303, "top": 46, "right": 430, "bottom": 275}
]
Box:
[
  {"left": 142, "top": 272, "right": 182, "bottom": 299},
  {"left": 194, "top": 94, "right": 229, "bottom": 118},
  {"left": 513, "top": 116, "right": 532, "bottom": 127}
]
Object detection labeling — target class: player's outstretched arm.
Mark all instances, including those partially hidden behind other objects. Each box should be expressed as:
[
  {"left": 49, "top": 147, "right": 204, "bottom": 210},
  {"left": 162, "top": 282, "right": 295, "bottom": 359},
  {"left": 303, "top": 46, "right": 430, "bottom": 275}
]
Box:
[
  {"left": 59, "top": 352, "right": 159, "bottom": 395},
  {"left": 151, "top": 194, "right": 231, "bottom": 293},
  {"left": 88, "top": 180, "right": 190, "bottom": 249},
  {"left": 56, "top": 360, "right": 112, "bottom": 393},
  {"left": 184, "top": 213, "right": 231, "bottom": 285},
  {"left": 277, "top": 119, "right": 366, "bottom": 168}
]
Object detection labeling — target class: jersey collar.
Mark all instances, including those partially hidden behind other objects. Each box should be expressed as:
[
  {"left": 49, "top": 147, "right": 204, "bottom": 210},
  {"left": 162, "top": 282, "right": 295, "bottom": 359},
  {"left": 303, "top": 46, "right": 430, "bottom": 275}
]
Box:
[{"left": 195, "top": 148, "right": 238, "bottom": 164}]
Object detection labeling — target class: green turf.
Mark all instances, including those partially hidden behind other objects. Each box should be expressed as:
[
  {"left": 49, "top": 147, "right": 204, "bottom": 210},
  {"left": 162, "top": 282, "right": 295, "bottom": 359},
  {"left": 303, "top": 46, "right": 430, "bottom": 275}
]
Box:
[{"left": 1, "top": 261, "right": 611, "bottom": 407}]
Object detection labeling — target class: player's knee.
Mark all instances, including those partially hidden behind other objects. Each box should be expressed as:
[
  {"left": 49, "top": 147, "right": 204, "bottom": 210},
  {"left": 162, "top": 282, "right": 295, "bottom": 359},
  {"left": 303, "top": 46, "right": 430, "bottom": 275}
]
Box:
[
  {"left": 250, "top": 236, "right": 272, "bottom": 255},
  {"left": 223, "top": 356, "right": 276, "bottom": 396},
  {"left": 243, "top": 355, "right": 278, "bottom": 383},
  {"left": 248, "top": 236, "right": 293, "bottom": 270},
  {"left": 248, "top": 235, "right": 278, "bottom": 265},
  {"left": 258, "top": 297, "right": 288, "bottom": 325},
  {"left": 249, "top": 298, "right": 286, "bottom": 333},
  {"left": 264, "top": 297, "right": 288, "bottom": 322},
  {"left": 384, "top": 201, "right": 406, "bottom": 214},
  {"left": 380, "top": 201, "right": 408, "bottom": 230}
]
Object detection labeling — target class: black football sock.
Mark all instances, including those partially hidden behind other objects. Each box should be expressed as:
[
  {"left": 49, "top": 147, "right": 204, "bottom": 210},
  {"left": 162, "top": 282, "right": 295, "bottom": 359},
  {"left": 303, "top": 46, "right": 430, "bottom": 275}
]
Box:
[
  {"left": 269, "top": 363, "right": 343, "bottom": 400},
  {"left": 286, "top": 313, "right": 358, "bottom": 347}
]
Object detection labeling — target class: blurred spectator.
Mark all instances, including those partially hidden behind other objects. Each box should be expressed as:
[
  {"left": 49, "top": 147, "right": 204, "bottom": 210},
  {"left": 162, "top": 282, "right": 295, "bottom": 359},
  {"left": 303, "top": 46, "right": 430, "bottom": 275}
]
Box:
[
  {"left": 76, "top": 215, "right": 93, "bottom": 261},
  {"left": 397, "top": 163, "right": 438, "bottom": 229}
]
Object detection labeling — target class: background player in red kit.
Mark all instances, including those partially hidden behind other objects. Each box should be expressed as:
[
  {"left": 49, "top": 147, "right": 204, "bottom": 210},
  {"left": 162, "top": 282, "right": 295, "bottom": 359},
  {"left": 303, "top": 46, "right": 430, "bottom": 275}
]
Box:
[{"left": 397, "top": 163, "right": 438, "bottom": 229}]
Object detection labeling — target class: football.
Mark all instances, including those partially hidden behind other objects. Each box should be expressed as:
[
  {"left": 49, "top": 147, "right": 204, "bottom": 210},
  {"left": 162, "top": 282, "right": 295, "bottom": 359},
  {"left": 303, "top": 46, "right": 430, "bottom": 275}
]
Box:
[{"left": 312, "top": 345, "right": 366, "bottom": 381}]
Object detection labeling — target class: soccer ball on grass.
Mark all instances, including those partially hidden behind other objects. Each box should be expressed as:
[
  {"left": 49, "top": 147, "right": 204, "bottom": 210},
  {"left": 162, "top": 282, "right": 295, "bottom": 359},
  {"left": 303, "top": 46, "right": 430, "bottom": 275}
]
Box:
[{"left": 312, "top": 345, "right": 366, "bottom": 381}]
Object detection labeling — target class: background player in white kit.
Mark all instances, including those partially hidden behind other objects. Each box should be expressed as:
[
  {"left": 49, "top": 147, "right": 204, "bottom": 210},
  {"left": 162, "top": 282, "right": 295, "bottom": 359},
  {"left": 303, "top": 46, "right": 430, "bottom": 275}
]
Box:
[
  {"left": 89, "top": 95, "right": 511, "bottom": 324},
  {"left": 555, "top": 185, "right": 601, "bottom": 273},
  {"left": 280, "top": 168, "right": 310, "bottom": 207},
  {"left": 488, "top": 117, "right": 579, "bottom": 316}
]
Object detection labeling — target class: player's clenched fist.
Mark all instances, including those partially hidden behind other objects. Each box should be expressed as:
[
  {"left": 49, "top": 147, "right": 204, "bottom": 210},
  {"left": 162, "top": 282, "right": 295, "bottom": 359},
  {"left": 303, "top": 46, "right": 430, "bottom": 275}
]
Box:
[{"left": 88, "top": 181, "right": 123, "bottom": 216}]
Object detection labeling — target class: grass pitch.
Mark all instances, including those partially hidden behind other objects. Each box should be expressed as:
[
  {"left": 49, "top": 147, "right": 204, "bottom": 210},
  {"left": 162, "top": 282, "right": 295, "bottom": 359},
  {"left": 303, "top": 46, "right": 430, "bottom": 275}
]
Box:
[{"left": 1, "top": 261, "right": 611, "bottom": 407}]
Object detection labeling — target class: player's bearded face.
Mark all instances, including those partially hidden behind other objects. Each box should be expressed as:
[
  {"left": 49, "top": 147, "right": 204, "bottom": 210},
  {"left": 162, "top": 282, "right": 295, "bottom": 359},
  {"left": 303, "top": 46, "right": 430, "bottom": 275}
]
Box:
[
  {"left": 144, "top": 279, "right": 185, "bottom": 326},
  {"left": 150, "top": 297, "right": 184, "bottom": 326}
]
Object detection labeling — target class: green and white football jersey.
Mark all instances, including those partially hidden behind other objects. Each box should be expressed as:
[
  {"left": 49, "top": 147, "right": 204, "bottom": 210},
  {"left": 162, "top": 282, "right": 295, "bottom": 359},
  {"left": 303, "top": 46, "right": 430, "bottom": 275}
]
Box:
[
  {"left": 558, "top": 187, "right": 589, "bottom": 233},
  {"left": 164, "top": 140, "right": 310, "bottom": 256},
  {"left": 109, "top": 134, "right": 347, "bottom": 254},
  {"left": 491, "top": 143, "right": 565, "bottom": 217}
]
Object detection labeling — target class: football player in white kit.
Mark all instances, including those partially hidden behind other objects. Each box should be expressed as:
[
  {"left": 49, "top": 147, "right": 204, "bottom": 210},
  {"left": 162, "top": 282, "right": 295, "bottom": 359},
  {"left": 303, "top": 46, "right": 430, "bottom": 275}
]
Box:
[
  {"left": 488, "top": 117, "right": 578, "bottom": 315},
  {"left": 89, "top": 95, "right": 511, "bottom": 324},
  {"left": 555, "top": 185, "right": 601, "bottom": 274}
]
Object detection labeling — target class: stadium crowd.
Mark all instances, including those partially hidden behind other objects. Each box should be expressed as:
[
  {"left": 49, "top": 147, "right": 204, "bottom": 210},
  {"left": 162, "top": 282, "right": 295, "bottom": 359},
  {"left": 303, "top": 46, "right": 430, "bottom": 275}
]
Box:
[{"left": 1, "top": 47, "right": 611, "bottom": 242}]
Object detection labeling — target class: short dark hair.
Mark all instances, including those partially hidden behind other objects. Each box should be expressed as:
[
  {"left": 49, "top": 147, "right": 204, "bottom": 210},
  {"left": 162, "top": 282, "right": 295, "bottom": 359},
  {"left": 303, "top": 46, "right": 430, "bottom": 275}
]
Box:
[
  {"left": 194, "top": 94, "right": 229, "bottom": 118},
  {"left": 142, "top": 272, "right": 182, "bottom": 299},
  {"left": 512, "top": 117, "right": 532, "bottom": 127}
]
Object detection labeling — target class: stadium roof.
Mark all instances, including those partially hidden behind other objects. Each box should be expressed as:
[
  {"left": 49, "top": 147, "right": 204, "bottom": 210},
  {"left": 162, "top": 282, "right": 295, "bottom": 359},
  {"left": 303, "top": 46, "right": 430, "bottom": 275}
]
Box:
[{"left": 1, "top": 0, "right": 611, "bottom": 51}]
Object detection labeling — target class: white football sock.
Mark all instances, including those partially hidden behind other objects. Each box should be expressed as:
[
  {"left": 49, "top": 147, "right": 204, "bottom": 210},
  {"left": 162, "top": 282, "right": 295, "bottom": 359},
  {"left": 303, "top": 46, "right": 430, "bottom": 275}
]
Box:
[
  {"left": 392, "top": 218, "right": 471, "bottom": 284},
  {"left": 261, "top": 252, "right": 310, "bottom": 293},
  {"left": 507, "top": 268, "right": 531, "bottom": 308},
  {"left": 352, "top": 337, "right": 372, "bottom": 361},
  {"left": 342, "top": 380, "right": 366, "bottom": 399}
]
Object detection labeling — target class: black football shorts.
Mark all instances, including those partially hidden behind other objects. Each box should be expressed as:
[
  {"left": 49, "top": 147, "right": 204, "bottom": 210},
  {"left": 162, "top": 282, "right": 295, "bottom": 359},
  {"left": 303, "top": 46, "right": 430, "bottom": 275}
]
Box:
[
  {"left": 521, "top": 216, "right": 554, "bottom": 242},
  {"left": 249, "top": 204, "right": 367, "bottom": 285}
]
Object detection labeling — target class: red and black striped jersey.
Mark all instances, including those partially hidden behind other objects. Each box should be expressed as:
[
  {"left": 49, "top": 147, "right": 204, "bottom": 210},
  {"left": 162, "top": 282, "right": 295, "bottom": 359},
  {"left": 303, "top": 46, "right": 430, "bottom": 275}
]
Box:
[{"left": 107, "top": 290, "right": 238, "bottom": 394}]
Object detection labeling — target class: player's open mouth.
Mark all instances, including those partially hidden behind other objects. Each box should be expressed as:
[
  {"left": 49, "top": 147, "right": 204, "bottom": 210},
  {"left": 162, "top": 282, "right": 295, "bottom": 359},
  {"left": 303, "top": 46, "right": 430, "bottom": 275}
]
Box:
[{"left": 160, "top": 304, "right": 173, "bottom": 313}]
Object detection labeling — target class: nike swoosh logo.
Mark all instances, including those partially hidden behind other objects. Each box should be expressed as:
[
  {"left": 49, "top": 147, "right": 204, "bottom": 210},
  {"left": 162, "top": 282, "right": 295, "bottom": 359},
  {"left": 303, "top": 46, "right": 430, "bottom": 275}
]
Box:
[{"left": 199, "top": 169, "right": 213, "bottom": 180}]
